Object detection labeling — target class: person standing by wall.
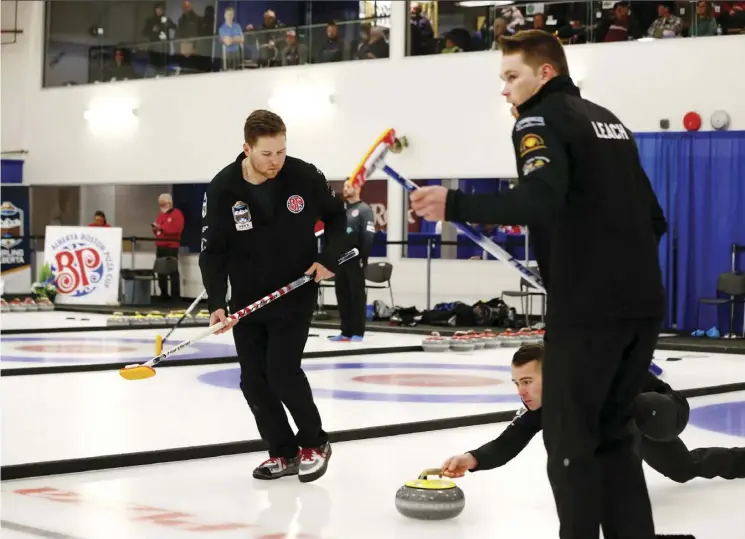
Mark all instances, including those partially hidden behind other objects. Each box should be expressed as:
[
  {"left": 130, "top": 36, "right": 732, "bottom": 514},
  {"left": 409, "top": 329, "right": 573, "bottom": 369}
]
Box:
[
  {"left": 152, "top": 193, "right": 184, "bottom": 301},
  {"left": 329, "top": 182, "right": 375, "bottom": 342}
]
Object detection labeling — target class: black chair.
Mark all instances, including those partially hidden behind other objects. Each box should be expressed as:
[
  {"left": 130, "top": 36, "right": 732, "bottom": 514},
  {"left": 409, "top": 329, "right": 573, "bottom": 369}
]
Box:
[
  {"left": 696, "top": 272, "right": 745, "bottom": 338},
  {"left": 152, "top": 256, "right": 179, "bottom": 296},
  {"left": 364, "top": 262, "right": 394, "bottom": 307},
  {"left": 501, "top": 268, "right": 546, "bottom": 328}
]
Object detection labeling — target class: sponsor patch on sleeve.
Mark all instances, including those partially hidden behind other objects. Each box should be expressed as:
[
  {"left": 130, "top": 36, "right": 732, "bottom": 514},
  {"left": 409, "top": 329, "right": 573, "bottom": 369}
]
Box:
[
  {"left": 365, "top": 222, "right": 376, "bottom": 233},
  {"left": 522, "top": 156, "right": 551, "bottom": 176},
  {"left": 519, "top": 133, "right": 547, "bottom": 157},
  {"left": 515, "top": 116, "right": 545, "bottom": 132}
]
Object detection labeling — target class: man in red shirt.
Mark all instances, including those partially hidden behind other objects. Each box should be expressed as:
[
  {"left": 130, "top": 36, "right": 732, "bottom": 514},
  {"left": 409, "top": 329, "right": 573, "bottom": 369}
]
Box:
[{"left": 152, "top": 193, "right": 184, "bottom": 301}]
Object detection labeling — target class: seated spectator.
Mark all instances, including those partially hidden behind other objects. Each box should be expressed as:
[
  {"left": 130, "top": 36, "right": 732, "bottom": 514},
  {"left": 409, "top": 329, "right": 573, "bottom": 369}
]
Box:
[
  {"left": 441, "top": 31, "right": 464, "bottom": 53},
  {"left": 692, "top": 1, "right": 719, "bottom": 36},
  {"left": 281, "top": 29, "right": 307, "bottom": 65},
  {"left": 88, "top": 211, "right": 110, "bottom": 227},
  {"left": 595, "top": 1, "right": 642, "bottom": 42},
  {"left": 358, "top": 26, "right": 389, "bottom": 59},
  {"left": 646, "top": 1, "right": 682, "bottom": 38},
  {"left": 175, "top": 40, "right": 208, "bottom": 74},
  {"left": 352, "top": 23, "right": 371, "bottom": 60},
  {"left": 101, "top": 48, "right": 137, "bottom": 81},
  {"left": 531, "top": 13, "right": 547, "bottom": 31},
  {"left": 219, "top": 6, "right": 244, "bottom": 70},
  {"left": 316, "top": 21, "right": 344, "bottom": 63},
  {"left": 499, "top": 5, "right": 526, "bottom": 33},
  {"left": 490, "top": 17, "right": 508, "bottom": 49}
]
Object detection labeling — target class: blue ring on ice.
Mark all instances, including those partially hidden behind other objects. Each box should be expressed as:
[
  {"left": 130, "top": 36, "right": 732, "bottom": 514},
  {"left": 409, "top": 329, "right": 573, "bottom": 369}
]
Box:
[
  {"left": 688, "top": 400, "right": 745, "bottom": 438},
  {"left": 197, "top": 361, "right": 521, "bottom": 403}
]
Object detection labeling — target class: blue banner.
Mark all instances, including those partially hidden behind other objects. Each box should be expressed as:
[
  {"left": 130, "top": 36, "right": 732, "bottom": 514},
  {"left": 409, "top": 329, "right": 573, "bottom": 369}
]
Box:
[
  {"left": 1, "top": 159, "right": 24, "bottom": 184},
  {"left": 1, "top": 184, "right": 32, "bottom": 294}
]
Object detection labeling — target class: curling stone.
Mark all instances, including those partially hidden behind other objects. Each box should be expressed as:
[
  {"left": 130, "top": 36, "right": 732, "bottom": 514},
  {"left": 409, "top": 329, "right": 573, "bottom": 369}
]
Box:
[
  {"left": 466, "top": 330, "right": 486, "bottom": 350},
  {"left": 422, "top": 331, "right": 450, "bottom": 352},
  {"left": 499, "top": 329, "right": 520, "bottom": 347},
  {"left": 395, "top": 468, "right": 465, "bottom": 521},
  {"left": 130, "top": 312, "right": 150, "bottom": 326},
  {"left": 482, "top": 329, "right": 501, "bottom": 348},
  {"left": 450, "top": 332, "right": 475, "bottom": 352},
  {"left": 36, "top": 297, "right": 55, "bottom": 311},
  {"left": 146, "top": 311, "right": 165, "bottom": 326},
  {"left": 106, "top": 312, "right": 130, "bottom": 326}
]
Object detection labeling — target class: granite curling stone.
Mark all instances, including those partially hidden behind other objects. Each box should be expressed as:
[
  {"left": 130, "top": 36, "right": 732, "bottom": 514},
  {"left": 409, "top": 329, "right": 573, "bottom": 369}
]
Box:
[
  {"left": 422, "top": 331, "right": 450, "bottom": 352},
  {"left": 450, "top": 332, "right": 475, "bottom": 352},
  {"left": 395, "top": 468, "right": 466, "bottom": 520}
]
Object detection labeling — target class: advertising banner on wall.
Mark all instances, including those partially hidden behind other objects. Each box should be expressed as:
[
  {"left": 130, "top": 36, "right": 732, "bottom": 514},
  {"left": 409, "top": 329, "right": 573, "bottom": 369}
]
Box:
[
  {"left": 0, "top": 185, "right": 32, "bottom": 294},
  {"left": 44, "top": 226, "right": 122, "bottom": 305}
]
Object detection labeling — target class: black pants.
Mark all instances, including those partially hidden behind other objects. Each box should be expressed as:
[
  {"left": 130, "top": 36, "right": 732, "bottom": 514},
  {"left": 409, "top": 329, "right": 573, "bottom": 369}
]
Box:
[
  {"left": 643, "top": 437, "right": 745, "bottom": 483},
  {"left": 234, "top": 310, "right": 327, "bottom": 459},
  {"left": 334, "top": 260, "right": 367, "bottom": 337},
  {"left": 542, "top": 317, "right": 662, "bottom": 539},
  {"left": 155, "top": 246, "right": 180, "bottom": 299}
]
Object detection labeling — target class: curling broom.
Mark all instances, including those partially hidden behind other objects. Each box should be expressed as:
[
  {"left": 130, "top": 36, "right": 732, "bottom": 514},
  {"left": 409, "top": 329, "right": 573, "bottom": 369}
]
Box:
[
  {"left": 347, "top": 128, "right": 546, "bottom": 293},
  {"left": 119, "top": 247, "right": 360, "bottom": 381},
  {"left": 160, "top": 289, "right": 207, "bottom": 349}
]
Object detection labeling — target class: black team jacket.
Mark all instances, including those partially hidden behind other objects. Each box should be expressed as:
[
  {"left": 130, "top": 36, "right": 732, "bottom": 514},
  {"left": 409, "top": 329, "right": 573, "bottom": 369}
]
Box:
[
  {"left": 467, "top": 371, "right": 687, "bottom": 471},
  {"left": 199, "top": 153, "right": 347, "bottom": 321},
  {"left": 444, "top": 75, "right": 667, "bottom": 324}
]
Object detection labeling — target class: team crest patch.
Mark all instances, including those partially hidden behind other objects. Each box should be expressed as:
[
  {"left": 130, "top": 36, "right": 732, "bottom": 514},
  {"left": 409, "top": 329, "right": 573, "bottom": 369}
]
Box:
[
  {"left": 519, "top": 133, "right": 546, "bottom": 157},
  {"left": 522, "top": 156, "right": 550, "bottom": 176},
  {"left": 287, "top": 194, "right": 305, "bottom": 214},
  {"left": 232, "top": 201, "right": 252, "bottom": 231}
]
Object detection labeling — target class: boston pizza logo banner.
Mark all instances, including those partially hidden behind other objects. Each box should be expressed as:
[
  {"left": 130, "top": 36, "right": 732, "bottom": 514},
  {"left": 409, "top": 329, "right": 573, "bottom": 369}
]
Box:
[{"left": 44, "top": 226, "right": 122, "bottom": 305}]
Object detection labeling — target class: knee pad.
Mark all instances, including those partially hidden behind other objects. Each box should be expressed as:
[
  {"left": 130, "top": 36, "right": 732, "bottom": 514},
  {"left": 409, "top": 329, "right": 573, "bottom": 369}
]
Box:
[{"left": 632, "top": 392, "right": 686, "bottom": 442}]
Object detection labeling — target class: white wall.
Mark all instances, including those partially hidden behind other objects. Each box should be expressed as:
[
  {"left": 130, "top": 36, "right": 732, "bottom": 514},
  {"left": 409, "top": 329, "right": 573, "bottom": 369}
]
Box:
[
  {"left": 14, "top": 33, "right": 745, "bottom": 185},
  {"left": 1, "top": 1, "right": 44, "bottom": 158}
]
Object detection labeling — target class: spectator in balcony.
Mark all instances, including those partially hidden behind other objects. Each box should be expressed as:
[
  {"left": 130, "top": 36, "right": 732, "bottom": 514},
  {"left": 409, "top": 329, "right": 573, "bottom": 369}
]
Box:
[
  {"left": 200, "top": 5, "right": 215, "bottom": 36},
  {"left": 88, "top": 211, "right": 110, "bottom": 227},
  {"left": 531, "top": 13, "right": 547, "bottom": 31},
  {"left": 281, "top": 29, "right": 307, "bottom": 66},
  {"left": 410, "top": 3, "right": 435, "bottom": 55},
  {"left": 152, "top": 194, "right": 184, "bottom": 301},
  {"left": 175, "top": 39, "right": 207, "bottom": 75},
  {"left": 142, "top": 3, "right": 176, "bottom": 76},
  {"left": 101, "top": 48, "right": 136, "bottom": 81},
  {"left": 352, "top": 22, "right": 371, "bottom": 59},
  {"left": 177, "top": 0, "right": 201, "bottom": 55},
  {"left": 219, "top": 6, "right": 244, "bottom": 70},
  {"left": 490, "top": 18, "right": 508, "bottom": 49},
  {"left": 692, "top": 1, "right": 719, "bottom": 36},
  {"left": 363, "top": 26, "right": 389, "bottom": 59},
  {"left": 646, "top": 2, "right": 682, "bottom": 38},
  {"left": 246, "top": 10, "right": 284, "bottom": 68},
  {"left": 499, "top": 5, "right": 526, "bottom": 33},
  {"left": 441, "top": 30, "right": 464, "bottom": 53},
  {"left": 316, "top": 21, "right": 344, "bottom": 63},
  {"left": 596, "top": 1, "right": 642, "bottom": 42}
]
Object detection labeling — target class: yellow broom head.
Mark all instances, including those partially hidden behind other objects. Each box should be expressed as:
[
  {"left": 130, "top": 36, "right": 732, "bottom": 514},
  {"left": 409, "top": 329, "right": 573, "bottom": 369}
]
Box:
[
  {"left": 119, "top": 364, "right": 156, "bottom": 380},
  {"left": 155, "top": 334, "right": 163, "bottom": 356}
]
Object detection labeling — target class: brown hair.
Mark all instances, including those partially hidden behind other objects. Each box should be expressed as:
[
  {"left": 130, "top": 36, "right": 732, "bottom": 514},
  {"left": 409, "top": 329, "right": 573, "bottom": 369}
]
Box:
[
  {"left": 512, "top": 343, "right": 544, "bottom": 367},
  {"left": 243, "top": 109, "right": 286, "bottom": 147},
  {"left": 498, "top": 29, "right": 569, "bottom": 76}
]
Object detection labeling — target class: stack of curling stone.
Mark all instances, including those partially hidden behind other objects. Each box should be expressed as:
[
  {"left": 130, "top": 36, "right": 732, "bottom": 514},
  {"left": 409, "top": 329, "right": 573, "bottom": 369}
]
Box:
[
  {"left": 422, "top": 331, "right": 450, "bottom": 352},
  {"left": 395, "top": 468, "right": 465, "bottom": 521}
]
